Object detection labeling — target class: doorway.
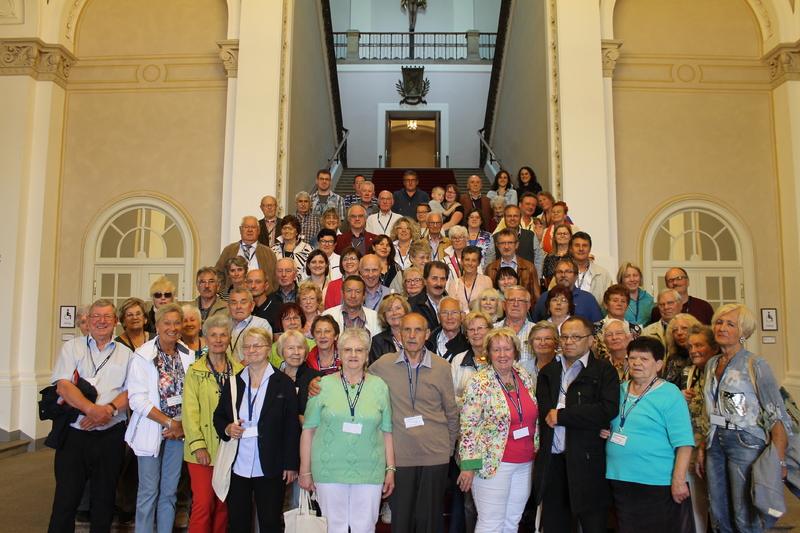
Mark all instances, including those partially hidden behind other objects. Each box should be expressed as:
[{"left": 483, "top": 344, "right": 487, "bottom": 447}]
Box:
[{"left": 386, "top": 111, "right": 441, "bottom": 168}]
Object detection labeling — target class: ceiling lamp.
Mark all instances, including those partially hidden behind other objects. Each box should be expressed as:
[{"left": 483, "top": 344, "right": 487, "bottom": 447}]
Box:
[{"left": 407, "top": 120, "right": 418, "bottom": 130}]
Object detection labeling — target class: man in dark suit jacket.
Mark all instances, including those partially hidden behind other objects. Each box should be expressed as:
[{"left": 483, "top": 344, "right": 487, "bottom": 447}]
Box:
[
  {"left": 423, "top": 296, "right": 469, "bottom": 362},
  {"left": 485, "top": 228, "right": 541, "bottom": 301},
  {"left": 533, "top": 316, "right": 620, "bottom": 533},
  {"left": 459, "top": 174, "right": 493, "bottom": 227},
  {"left": 407, "top": 261, "right": 449, "bottom": 330},
  {"left": 257, "top": 195, "right": 283, "bottom": 247},
  {"left": 335, "top": 204, "right": 376, "bottom": 255}
]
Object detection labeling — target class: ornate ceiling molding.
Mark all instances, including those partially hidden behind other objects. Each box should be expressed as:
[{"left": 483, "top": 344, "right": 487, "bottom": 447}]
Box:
[
  {"left": 216, "top": 39, "right": 239, "bottom": 78},
  {"left": 601, "top": 39, "right": 623, "bottom": 78},
  {"left": 0, "top": 38, "right": 78, "bottom": 87},
  {"left": 762, "top": 39, "right": 800, "bottom": 88}
]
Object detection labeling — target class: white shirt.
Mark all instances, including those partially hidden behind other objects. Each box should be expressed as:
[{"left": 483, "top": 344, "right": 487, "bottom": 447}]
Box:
[
  {"left": 576, "top": 263, "right": 594, "bottom": 293},
  {"left": 237, "top": 241, "right": 260, "bottom": 271},
  {"left": 230, "top": 315, "right": 273, "bottom": 361},
  {"left": 366, "top": 211, "right": 401, "bottom": 236},
  {"left": 551, "top": 351, "right": 591, "bottom": 454}
]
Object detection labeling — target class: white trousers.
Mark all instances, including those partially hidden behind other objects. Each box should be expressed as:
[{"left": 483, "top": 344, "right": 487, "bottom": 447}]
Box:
[
  {"left": 315, "top": 482, "right": 383, "bottom": 533},
  {"left": 471, "top": 461, "right": 533, "bottom": 533}
]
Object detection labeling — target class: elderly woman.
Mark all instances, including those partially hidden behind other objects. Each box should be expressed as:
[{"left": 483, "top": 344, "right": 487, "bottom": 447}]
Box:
[
  {"left": 541, "top": 223, "right": 573, "bottom": 285},
  {"left": 370, "top": 294, "right": 411, "bottom": 364},
  {"left": 370, "top": 234, "right": 399, "bottom": 288},
  {"left": 443, "top": 225, "right": 473, "bottom": 279},
  {"left": 447, "top": 245, "right": 493, "bottom": 311},
  {"left": 213, "top": 327, "right": 300, "bottom": 533},
  {"left": 451, "top": 311, "right": 493, "bottom": 405},
  {"left": 306, "top": 315, "right": 340, "bottom": 375},
  {"left": 663, "top": 313, "right": 701, "bottom": 386},
  {"left": 401, "top": 266, "right": 425, "bottom": 298},
  {"left": 487, "top": 170, "right": 518, "bottom": 206},
  {"left": 593, "top": 285, "right": 642, "bottom": 359},
  {"left": 488, "top": 196, "right": 507, "bottom": 233},
  {"left": 144, "top": 277, "right": 176, "bottom": 336},
  {"left": 272, "top": 214, "right": 314, "bottom": 275},
  {"left": 220, "top": 256, "right": 248, "bottom": 302},
  {"left": 617, "top": 262, "right": 654, "bottom": 327},
  {"left": 390, "top": 216, "right": 419, "bottom": 270},
  {"left": 125, "top": 303, "right": 194, "bottom": 533},
  {"left": 545, "top": 285, "right": 573, "bottom": 333},
  {"left": 182, "top": 314, "right": 244, "bottom": 532},
  {"left": 469, "top": 288, "right": 504, "bottom": 322},
  {"left": 276, "top": 329, "right": 322, "bottom": 418},
  {"left": 682, "top": 325, "right": 719, "bottom": 533},
  {"left": 303, "top": 250, "right": 330, "bottom": 298},
  {"left": 180, "top": 305, "right": 206, "bottom": 360},
  {"left": 296, "top": 281, "right": 323, "bottom": 339},
  {"left": 521, "top": 321, "right": 559, "bottom": 382},
  {"left": 465, "top": 208, "right": 495, "bottom": 269},
  {"left": 269, "top": 303, "right": 315, "bottom": 368},
  {"left": 324, "top": 247, "right": 363, "bottom": 309},
  {"left": 541, "top": 202, "right": 578, "bottom": 255},
  {"left": 601, "top": 319, "right": 632, "bottom": 382},
  {"left": 321, "top": 207, "right": 342, "bottom": 235},
  {"left": 696, "top": 304, "right": 791, "bottom": 533},
  {"left": 605, "top": 336, "right": 695, "bottom": 533},
  {"left": 299, "top": 328, "right": 395, "bottom": 533},
  {"left": 458, "top": 327, "right": 539, "bottom": 532},
  {"left": 115, "top": 298, "right": 150, "bottom": 351},
  {"left": 515, "top": 166, "right": 542, "bottom": 199},
  {"left": 390, "top": 240, "right": 431, "bottom": 294},
  {"left": 442, "top": 184, "right": 465, "bottom": 233},
  {"left": 76, "top": 304, "right": 92, "bottom": 336}
]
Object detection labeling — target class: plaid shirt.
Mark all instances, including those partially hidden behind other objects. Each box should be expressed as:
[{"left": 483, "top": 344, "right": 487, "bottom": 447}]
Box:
[
  {"left": 294, "top": 211, "right": 321, "bottom": 245},
  {"left": 344, "top": 194, "right": 378, "bottom": 210},
  {"left": 310, "top": 190, "right": 346, "bottom": 220}
]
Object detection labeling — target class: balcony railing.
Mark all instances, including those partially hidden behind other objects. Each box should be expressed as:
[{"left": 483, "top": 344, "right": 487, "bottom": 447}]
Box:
[{"left": 333, "top": 31, "right": 496, "bottom": 62}]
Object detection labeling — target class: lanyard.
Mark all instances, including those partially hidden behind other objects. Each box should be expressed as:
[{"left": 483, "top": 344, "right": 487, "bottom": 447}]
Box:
[
  {"left": 340, "top": 372, "right": 366, "bottom": 421},
  {"left": 713, "top": 356, "right": 734, "bottom": 413},
  {"left": 403, "top": 352, "right": 423, "bottom": 414},
  {"left": 246, "top": 371, "right": 267, "bottom": 422},
  {"left": 241, "top": 242, "right": 254, "bottom": 262},
  {"left": 628, "top": 290, "right": 640, "bottom": 322},
  {"left": 230, "top": 316, "right": 253, "bottom": 353},
  {"left": 619, "top": 376, "right": 659, "bottom": 430},
  {"left": 396, "top": 246, "right": 408, "bottom": 269},
  {"left": 391, "top": 333, "right": 402, "bottom": 352},
  {"left": 87, "top": 336, "right": 114, "bottom": 377},
  {"left": 463, "top": 276, "right": 478, "bottom": 305},
  {"left": 378, "top": 213, "right": 391, "bottom": 234},
  {"left": 449, "top": 255, "right": 461, "bottom": 278},
  {"left": 495, "top": 369, "right": 524, "bottom": 427}
]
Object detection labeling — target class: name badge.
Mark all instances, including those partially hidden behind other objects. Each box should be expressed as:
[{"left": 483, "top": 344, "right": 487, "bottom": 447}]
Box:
[
  {"left": 84, "top": 377, "right": 98, "bottom": 387},
  {"left": 404, "top": 415, "right": 424, "bottom": 428},
  {"left": 167, "top": 395, "right": 182, "bottom": 407},
  {"left": 710, "top": 414, "right": 727, "bottom": 426},
  {"left": 241, "top": 426, "right": 258, "bottom": 438},
  {"left": 513, "top": 427, "right": 530, "bottom": 440},
  {"left": 343, "top": 422, "right": 363, "bottom": 434},
  {"left": 610, "top": 432, "right": 628, "bottom": 446}
]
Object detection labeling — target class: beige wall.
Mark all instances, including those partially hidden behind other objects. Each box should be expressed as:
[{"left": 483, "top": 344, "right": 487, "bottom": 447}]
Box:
[{"left": 491, "top": 0, "right": 551, "bottom": 189}]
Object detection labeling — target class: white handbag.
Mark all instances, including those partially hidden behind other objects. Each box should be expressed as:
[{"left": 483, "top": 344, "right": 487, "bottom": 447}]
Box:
[
  {"left": 284, "top": 488, "right": 327, "bottom": 532},
  {"left": 212, "top": 374, "right": 238, "bottom": 501}
]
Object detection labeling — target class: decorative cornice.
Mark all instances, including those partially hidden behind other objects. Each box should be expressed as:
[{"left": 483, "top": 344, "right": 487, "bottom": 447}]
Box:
[
  {"left": 216, "top": 39, "right": 239, "bottom": 78},
  {"left": 0, "top": 38, "right": 77, "bottom": 87},
  {"left": 762, "top": 40, "right": 800, "bottom": 88},
  {"left": 601, "top": 39, "right": 623, "bottom": 78},
  {"left": 66, "top": 0, "right": 89, "bottom": 42}
]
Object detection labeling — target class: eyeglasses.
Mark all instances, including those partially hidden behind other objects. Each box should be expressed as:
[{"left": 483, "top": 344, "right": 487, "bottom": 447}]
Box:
[
  {"left": 153, "top": 292, "right": 173, "bottom": 299},
  {"left": 342, "top": 256, "right": 359, "bottom": 262},
  {"left": 318, "top": 239, "right": 335, "bottom": 245},
  {"left": 396, "top": 226, "right": 411, "bottom": 231},
  {"left": 282, "top": 315, "right": 302, "bottom": 322},
  {"left": 90, "top": 314, "right": 115, "bottom": 321},
  {"left": 451, "top": 236, "right": 466, "bottom": 241},
  {"left": 666, "top": 276, "right": 688, "bottom": 283},
  {"left": 125, "top": 311, "right": 144, "bottom": 318},
  {"left": 560, "top": 334, "right": 592, "bottom": 343},
  {"left": 658, "top": 300, "right": 679, "bottom": 308},
  {"left": 349, "top": 214, "right": 365, "bottom": 219},
  {"left": 555, "top": 270, "right": 574, "bottom": 275},
  {"left": 341, "top": 347, "right": 367, "bottom": 356},
  {"left": 300, "top": 296, "right": 318, "bottom": 303},
  {"left": 466, "top": 326, "right": 489, "bottom": 334},
  {"left": 440, "top": 310, "right": 461, "bottom": 317},
  {"left": 242, "top": 343, "right": 268, "bottom": 352},
  {"left": 533, "top": 337, "right": 556, "bottom": 343},
  {"left": 506, "top": 298, "right": 529, "bottom": 305},
  {"left": 498, "top": 241, "right": 516, "bottom": 246},
  {"left": 197, "top": 280, "right": 216, "bottom": 285},
  {"left": 550, "top": 297, "right": 569, "bottom": 304},
  {"left": 241, "top": 225, "right": 258, "bottom": 230},
  {"left": 405, "top": 278, "right": 422, "bottom": 284}
]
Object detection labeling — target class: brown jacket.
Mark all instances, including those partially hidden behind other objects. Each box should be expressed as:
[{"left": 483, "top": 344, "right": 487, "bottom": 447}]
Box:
[
  {"left": 214, "top": 241, "right": 278, "bottom": 294},
  {"left": 484, "top": 255, "right": 541, "bottom": 302},
  {"left": 459, "top": 193, "right": 493, "bottom": 228}
]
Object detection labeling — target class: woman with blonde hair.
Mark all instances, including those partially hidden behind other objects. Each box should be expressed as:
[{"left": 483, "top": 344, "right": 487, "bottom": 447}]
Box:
[
  {"left": 617, "top": 262, "right": 654, "bottom": 327},
  {"left": 370, "top": 294, "right": 412, "bottom": 364},
  {"left": 469, "top": 288, "right": 504, "bottom": 322},
  {"left": 390, "top": 216, "right": 420, "bottom": 270},
  {"left": 663, "top": 313, "right": 701, "bottom": 386},
  {"left": 296, "top": 281, "right": 323, "bottom": 339},
  {"left": 180, "top": 305, "right": 206, "bottom": 360},
  {"left": 144, "top": 276, "right": 176, "bottom": 336},
  {"left": 400, "top": 267, "right": 425, "bottom": 299}
]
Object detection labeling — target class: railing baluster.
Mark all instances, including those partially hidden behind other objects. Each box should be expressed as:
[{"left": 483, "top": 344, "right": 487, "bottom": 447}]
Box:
[{"left": 332, "top": 32, "right": 494, "bottom": 62}]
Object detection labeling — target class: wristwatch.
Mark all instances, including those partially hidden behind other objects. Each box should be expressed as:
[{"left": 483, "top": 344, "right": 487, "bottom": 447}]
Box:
[
  {"left": 108, "top": 402, "right": 119, "bottom": 417},
  {"left": 780, "top": 460, "right": 788, "bottom": 467}
]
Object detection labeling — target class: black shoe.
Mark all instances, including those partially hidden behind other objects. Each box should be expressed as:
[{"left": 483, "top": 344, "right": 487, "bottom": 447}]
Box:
[
  {"left": 76, "top": 511, "right": 91, "bottom": 523},
  {"left": 118, "top": 511, "right": 135, "bottom": 525}
]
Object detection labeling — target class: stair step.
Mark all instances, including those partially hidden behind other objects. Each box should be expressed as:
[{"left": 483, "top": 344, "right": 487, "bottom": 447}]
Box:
[{"left": 0, "top": 439, "right": 31, "bottom": 461}]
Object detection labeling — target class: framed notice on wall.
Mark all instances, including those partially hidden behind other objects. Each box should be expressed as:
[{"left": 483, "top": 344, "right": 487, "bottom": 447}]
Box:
[
  {"left": 761, "top": 308, "right": 778, "bottom": 331},
  {"left": 60, "top": 306, "right": 76, "bottom": 329}
]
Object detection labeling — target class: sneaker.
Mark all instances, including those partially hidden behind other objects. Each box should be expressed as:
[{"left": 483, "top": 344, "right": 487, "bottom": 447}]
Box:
[
  {"left": 380, "top": 501, "right": 391, "bottom": 524},
  {"left": 174, "top": 508, "right": 190, "bottom": 528}
]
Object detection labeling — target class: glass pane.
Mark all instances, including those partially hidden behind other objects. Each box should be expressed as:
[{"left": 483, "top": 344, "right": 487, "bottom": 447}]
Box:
[
  {"left": 653, "top": 229, "right": 672, "bottom": 260},
  {"left": 722, "top": 277, "right": 737, "bottom": 301},
  {"left": 144, "top": 230, "right": 166, "bottom": 258},
  {"left": 117, "top": 274, "right": 131, "bottom": 298},
  {"left": 100, "top": 274, "right": 115, "bottom": 297},
  {"left": 163, "top": 226, "right": 184, "bottom": 258},
  {"left": 706, "top": 277, "right": 720, "bottom": 301},
  {"left": 672, "top": 233, "right": 692, "bottom": 262},
  {"left": 697, "top": 212, "right": 723, "bottom": 236},
  {"left": 717, "top": 229, "right": 737, "bottom": 261},
  {"left": 118, "top": 231, "right": 138, "bottom": 258},
  {"left": 113, "top": 209, "right": 140, "bottom": 234},
  {"left": 99, "top": 227, "right": 122, "bottom": 258},
  {"left": 698, "top": 233, "right": 718, "bottom": 261}
]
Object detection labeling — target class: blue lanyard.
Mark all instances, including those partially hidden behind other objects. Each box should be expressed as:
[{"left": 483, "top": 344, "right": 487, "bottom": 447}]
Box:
[
  {"left": 246, "top": 370, "right": 267, "bottom": 422},
  {"left": 619, "top": 376, "right": 659, "bottom": 430},
  {"left": 403, "top": 353, "right": 423, "bottom": 414},
  {"left": 207, "top": 358, "right": 230, "bottom": 393},
  {"left": 340, "top": 372, "right": 366, "bottom": 421},
  {"left": 628, "top": 289, "right": 640, "bottom": 322},
  {"left": 495, "top": 369, "right": 523, "bottom": 427}
]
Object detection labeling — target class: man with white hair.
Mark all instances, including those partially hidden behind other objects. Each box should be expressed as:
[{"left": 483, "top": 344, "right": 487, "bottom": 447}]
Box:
[
  {"left": 227, "top": 286, "right": 272, "bottom": 358},
  {"left": 641, "top": 288, "right": 683, "bottom": 347},
  {"left": 214, "top": 215, "right": 278, "bottom": 292},
  {"left": 366, "top": 190, "right": 402, "bottom": 236},
  {"left": 294, "top": 191, "right": 321, "bottom": 245}
]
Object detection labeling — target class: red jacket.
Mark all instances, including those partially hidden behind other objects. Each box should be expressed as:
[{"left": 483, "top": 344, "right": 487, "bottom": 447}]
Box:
[{"left": 334, "top": 231, "right": 377, "bottom": 255}]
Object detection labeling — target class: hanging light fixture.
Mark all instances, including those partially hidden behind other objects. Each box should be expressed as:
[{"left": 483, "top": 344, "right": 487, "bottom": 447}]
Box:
[{"left": 407, "top": 120, "right": 418, "bottom": 130}]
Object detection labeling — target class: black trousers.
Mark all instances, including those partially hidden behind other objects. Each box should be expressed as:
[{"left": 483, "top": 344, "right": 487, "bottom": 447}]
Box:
[
  {"left": 540, "top": 453, "right": 607, "bottom": 533},
  {"left": 47, "top": 423, "right": 126, "bottom": 533},
  {"left": 227, "top": 472, "right": 286, "bottom": 533},
  {"left": 610, "top": 480, "right": 696, "bottom": 533},
  {"left": 389, "top": 463, "right": 449, "bottom": 533}
]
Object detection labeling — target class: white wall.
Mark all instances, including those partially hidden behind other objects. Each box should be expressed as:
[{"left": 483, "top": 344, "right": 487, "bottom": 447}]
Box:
[{"left": 338, "top": 64, "right": 491, "bottom": 168}]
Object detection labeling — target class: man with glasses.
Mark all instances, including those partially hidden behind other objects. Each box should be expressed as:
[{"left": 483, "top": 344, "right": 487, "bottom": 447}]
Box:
[
  {"left": 494, "top": 285, "right": 535, "bottom": 363},
  {"left": 310, "top": 169, "right": 346, "bottom": 220},
  {"left": 425, "top": 212, "right": 450, "bottom": 262},
  {"left": 392, "top": 169, "right": 431, "bottom": 217},
  {"left": 214, "top": 215, "right": 279, "bottom": 293},
  {"left": 257, "top": 195, "right": 283, "bottom": 247},
  {"left": 335, "top": 204, "right": 376, "bottom": 255},
  {"left": 192, "top": 267, "right": 228, "bottom": 324},
  {"left": 533, "top": 316, "right": 620, "bottom": 533},
  {"left": 48, "top": 299, "right": 133, "bottom": 533},
  {"left": 316, "top": 228, "right": 341, "bottom": 280},
  {"left": 227, "top": 286, "right": 272, "bottom": 357},
  {"left": 423, "top": 296, "right": 468, "bottom": 362},
  {"left": 532, "top": 259, "right": 602, "bottom": 323},
  {"left": 485, "top": 228, "right": 541, "bottom": 302},
  {"left": 323, "top": 275, "right": 380, "bottom": 338},
  {"left": 409, "top": 260, "right": 450, "bottom": 330},
  {"left": 493, "top": 205, "right": 543, "bottom": 277},
  {"left": 360, "top": 254, "right": 390, "bottom": 311},
  {"left": 641, "top": 288, "right": 683, "bottom": 346},
  {"left": 367, "top": 190, "right": 402, "bottom": 236},
  {"left": 649, "top": 267, "right": 714, "bottom": 325},
  {"left": 294, "top": 191, "right": 321, "bottom": 246}
]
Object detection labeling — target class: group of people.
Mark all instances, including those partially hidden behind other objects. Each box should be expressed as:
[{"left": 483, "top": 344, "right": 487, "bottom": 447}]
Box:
[{"left": 48, "top": 167, "right": 791, "bottom": 533}]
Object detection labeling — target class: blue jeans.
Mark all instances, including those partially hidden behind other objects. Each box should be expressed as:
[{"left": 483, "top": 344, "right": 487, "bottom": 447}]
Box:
[
  {"left": 136, "top": 438, "right": 184, "bottom": 533},
  {"left": 706, "top": 428, "right": 766, "bottom": 533}
]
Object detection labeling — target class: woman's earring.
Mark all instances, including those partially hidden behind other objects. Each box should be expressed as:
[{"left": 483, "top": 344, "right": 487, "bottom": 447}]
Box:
[{"left": 739, "top": 336, "right": 746, "bottom": 345}]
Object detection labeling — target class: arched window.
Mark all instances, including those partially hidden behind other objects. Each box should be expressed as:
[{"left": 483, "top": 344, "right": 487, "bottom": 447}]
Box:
[
  {"left": 82, "top": 196, "right": 195, "bottom": 309},
  {"left": 643, "top": 199, "right": 754, "bottom": 311}
]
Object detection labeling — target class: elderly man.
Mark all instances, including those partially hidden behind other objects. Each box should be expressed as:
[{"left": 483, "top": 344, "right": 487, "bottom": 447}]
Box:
[
  {"left": 358, "top": 181, "right": 380, "bottom": 215},
  {"left": 269, "top": 258, "right": 300, "bottom": 306},
  {"left": 311, "top": 169, "right": 346, "bottom": 220},
  {"left": 323, "top": 275, "right": 380, "bottom": 337},
  {"left": 649, "top": 268, "right": 714, "bottom": 325},
  {"left": 335, "top": 204, "right": 376, "bottom": 255},
  {"left": 48, "top": 299, "right": 132, "bottom": 533},
  {"left": 423, "top": 296, "right": 468, "bottom": 362},
  {"left": 368, "top": 313, "right": 459, "bottom": 533},
  {"left": 214, "top": 215, "right": 278, "bottom": 292},
  {"left": 193, "top": 267, "right": 228, "bottom": 324},
  {"left": 485, "top": 228, "right": 541, "bottom": 302},
  {"left": 459, "top": 174, "right": 493, "bottom": 224},
  {"left": 408, "top": 260, "right": 449, "bottom": 330},
  {"left": 257, "top": 195, "right": 283, "bottom": 247},
  {"left": 533, "top": 316, "right": 620, "bottom": 533},
  {"left": 360, "top": 254, "right": 390, "bottom": 311},
  {"left": 494, "top": 285, "right": 535, "bottom": 363},
  {"left": 246, "top": 269, "right": 279, "bottom": 324},
  {"left": 366, "top": 190, "right": 402, "bottom": 236},
  {"left": 493, "top": 205, "right": 543, "bottom": 276},
  {"left": 569, "top": 232, "right": 612, "bottom": 306},
  {"left": 425, "top": 212, "right": 451, "bottom": 262},
  {"left": 532, "top": 259, "right": 603, "bottom": 323},
  {"left": 392, "top": 170, "right": 431, "bottom": 218},
  {"left": 343, "top": 174, "right": 368, "bottom": 209},
  {"left": 294, "top": 191, "right": 322, "bottom": 245},
  {"left": 227, "top": 286, "right": 272, "bottom": 357},
  {"left": 641, "top": 288, "right": 683, "bottom": 346}
]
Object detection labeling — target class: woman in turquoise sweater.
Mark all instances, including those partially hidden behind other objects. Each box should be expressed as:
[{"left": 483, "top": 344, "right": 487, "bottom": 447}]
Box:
[{"left": 298, "top": 327, "right": 395, "bottom": 533}]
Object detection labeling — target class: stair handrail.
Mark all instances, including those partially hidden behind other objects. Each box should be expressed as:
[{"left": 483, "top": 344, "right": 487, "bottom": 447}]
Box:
[
  {"left": 325, "top": 128, "right": 350, "bottom": 172},
  {"left": 477, "top": 129, "right": 506, "bottom": 174}
]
